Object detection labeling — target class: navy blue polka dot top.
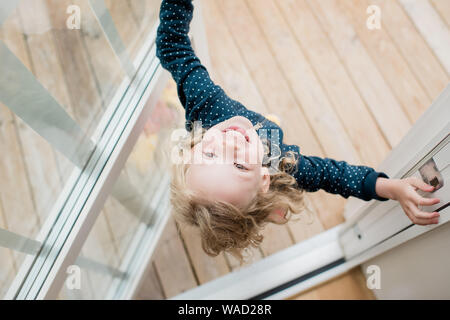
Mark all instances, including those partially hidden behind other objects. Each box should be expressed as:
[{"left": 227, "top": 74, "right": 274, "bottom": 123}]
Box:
[{"left": 156, "top": 0, "right": 390, "bottom": 202}]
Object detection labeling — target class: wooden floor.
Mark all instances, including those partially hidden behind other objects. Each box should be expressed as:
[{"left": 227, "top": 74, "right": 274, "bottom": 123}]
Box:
[
  {"left": 0, "top": 0, "right": 448, "bottom": 300},
  {"left": 136, "top": 0, "right": 449, "bottom": 300}
]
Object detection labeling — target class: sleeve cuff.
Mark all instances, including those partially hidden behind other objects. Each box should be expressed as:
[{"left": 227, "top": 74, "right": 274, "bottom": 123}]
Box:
[{"left": 362, "top": 171, "right": 390, "bottom": 201}]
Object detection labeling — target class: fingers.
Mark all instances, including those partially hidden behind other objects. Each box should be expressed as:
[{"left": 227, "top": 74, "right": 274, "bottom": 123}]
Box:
[
  {"left": 400, "top": 177, "right": 441, "bottom": 226},
  {"left": 412, "top": 193, "right": 441, "bottom": 206},
  {"left": 405, "top": 202, "right": 440, "bottom": 225},
  {"left": 408, "top": 176, "right": 435, "bottom": 192},
  {"left": 418, "top": 197, "right": 441, "bottom": 206},
  {"left": 414, "top": 195, "right": 441, "bottom": 206}
]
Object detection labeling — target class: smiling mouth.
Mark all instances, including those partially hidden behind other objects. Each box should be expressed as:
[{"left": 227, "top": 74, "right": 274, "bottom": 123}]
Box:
[{"left": 222, "top": 126, "right": 250, "bottom": 142}]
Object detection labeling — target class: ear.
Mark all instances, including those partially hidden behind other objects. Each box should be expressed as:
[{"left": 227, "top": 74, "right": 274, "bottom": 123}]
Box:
[
  {"left": 260, "top": 166, "right": 270, "bottom": 193},
  {"left": 267, "top": 207, "right": 288, "bottom": 224},
  {"left": 259, "top": 168, "right": 288, "bottom": 224}
]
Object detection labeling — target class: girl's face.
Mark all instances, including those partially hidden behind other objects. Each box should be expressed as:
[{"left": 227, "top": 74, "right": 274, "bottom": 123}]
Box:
[{"left": 185, "top": 116, "right": 270, "bottom": 209}]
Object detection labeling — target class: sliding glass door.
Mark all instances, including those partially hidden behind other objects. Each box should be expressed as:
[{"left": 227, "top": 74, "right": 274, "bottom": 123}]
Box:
[{"left": 0, "top": 0, "right": 178, "bottom": 299}]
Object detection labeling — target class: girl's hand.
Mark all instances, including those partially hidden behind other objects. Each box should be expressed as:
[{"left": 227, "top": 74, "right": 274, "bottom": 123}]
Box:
[{"left": 375, "top": 177, "right": 441, "bottom": 225}]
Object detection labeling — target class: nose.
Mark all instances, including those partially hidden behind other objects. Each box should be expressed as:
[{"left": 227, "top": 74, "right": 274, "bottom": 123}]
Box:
[
  {"left": 223, "top": 133, "right": 250, "bottom": 164},
  {"left": 223, "top": 131, "right": 247, "bottom": 150},
  {"left": 204, "top": 130, "right": 246, "bottom": 161}
]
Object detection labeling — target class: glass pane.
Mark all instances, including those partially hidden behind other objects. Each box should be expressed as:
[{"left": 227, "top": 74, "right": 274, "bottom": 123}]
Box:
[
  {"left": 105, "top": 0, "right": 161, "bottom": 60},
  {"left": 0, "top": 102, "right": 75, "bottom": 298},
  {"left": 0, "top": 0, "right": 160, "bottom": 298},
  {"left": 58, "top": 79, "right": 183, "bottom": 299}
]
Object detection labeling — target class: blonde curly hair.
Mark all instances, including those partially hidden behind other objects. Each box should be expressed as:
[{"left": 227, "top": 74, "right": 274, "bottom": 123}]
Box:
[{"left": 169, "top": 122, "right": 314, "bottom": 262}]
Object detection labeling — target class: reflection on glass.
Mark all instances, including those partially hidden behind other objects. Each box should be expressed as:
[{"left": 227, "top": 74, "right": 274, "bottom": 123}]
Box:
[
  {"left": 0, "top": 104, "right": 76, "bottom": 298},
  {"left": 58, "top": 79, "right": 183, "bottom": 299},
  {"left": 0, "top": 0, "right": 161, "bottom": 298}
]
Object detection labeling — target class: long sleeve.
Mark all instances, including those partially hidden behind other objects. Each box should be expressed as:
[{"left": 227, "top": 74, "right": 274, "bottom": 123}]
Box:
[
  {"left": 156, "top": 0, "right": 234, "bottom": 129},
  {"left": 287, "top": 148, "right": 390, "bottom": 201}
]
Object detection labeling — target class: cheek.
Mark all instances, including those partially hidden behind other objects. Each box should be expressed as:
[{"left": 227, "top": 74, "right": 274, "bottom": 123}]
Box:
[
  {"left": 249, "top": 140, "right": 265, "bottom": 165},
  {"left": 226, "top": 186, "right": 257, "bottom": 209}
]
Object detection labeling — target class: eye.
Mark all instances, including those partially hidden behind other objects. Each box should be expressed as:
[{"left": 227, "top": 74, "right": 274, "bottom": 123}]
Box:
[
  {"left": 234, "top": 163, "right": 248, "bottom": 171},
  {"left": 204, "top": 152, "right": 216, "bottom": 158}
]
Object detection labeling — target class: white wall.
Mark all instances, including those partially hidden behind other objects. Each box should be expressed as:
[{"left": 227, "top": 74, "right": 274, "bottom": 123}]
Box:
[{"left": 362, "top": 221, "right": 450, "bottom": 299}]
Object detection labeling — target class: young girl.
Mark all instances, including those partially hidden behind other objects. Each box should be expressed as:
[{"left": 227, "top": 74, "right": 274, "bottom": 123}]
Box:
[{"left": 156, "top": 0, "right": 441, "bottom": 260}]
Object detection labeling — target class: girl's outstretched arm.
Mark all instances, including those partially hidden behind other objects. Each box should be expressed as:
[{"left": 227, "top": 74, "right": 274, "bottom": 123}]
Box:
[
  {"left": 289, "top": 152, "right": 440, "bottom": 225},
  {"left": 157, "top": 0, "right": 247, "bottom": 128},
  {"left": 283, "top": 147, "right": 391, "bottom": 202}
]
